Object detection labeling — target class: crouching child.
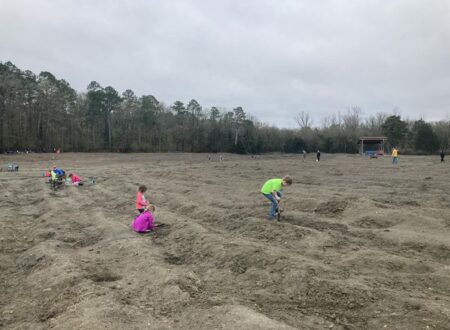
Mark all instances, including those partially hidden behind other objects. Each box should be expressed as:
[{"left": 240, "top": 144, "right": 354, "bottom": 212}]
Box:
[
  {"left": 68, "top": 173, "right": 83, "bottom": 186},
  {"left": 131, "top": 204, "right": 156, "bottom": 233}
]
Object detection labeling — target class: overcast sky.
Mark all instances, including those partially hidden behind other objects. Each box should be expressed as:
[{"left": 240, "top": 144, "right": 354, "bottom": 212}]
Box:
[{"left": 1, "top": 0, "right": 449, "bottom": 127}]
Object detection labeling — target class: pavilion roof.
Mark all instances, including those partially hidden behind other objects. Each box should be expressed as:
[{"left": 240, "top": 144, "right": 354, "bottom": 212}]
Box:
[{"left": 358, "top": 136, "right": 387, "bottom": 141}]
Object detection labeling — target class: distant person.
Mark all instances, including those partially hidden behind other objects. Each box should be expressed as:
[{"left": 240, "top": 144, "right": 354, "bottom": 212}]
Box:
[
  {"left": 50, "top": 168, "right": 57, "bottom": 182},
  {"left": 131, "top": 204, "right": 156, "bottom": 233},
  {"left": 68, "top": 173, "right": 83, "bottom": 186},
  {"left": 391, "top": 147, "right": 399, "bottom": 165},
  {"left": 7, "top": 163, "right": 19, "bottom": 172},
  {"left": 302, "top": 150, "right": 306, "bottom": 161},
  {"left": 316, "top": 150, "right": 321, "bottom": 162},
  {"left": 136, "top": 185, "right": 150, "bottom": 213},
  {"left": 208, "top": 154, "right": 211, "bottom": 161},
  {"left": 261, "top": 175, "right": 293, "bottom": 220},
  {"left": 440, "top": 150, "right": 445, "bottom": 162},
  {"left": 219, "top": 155, "right": 223, "bottom": 162},
  {"left": 51, "top": 166, "right": 65, "bottom": 180},
  {"left": 50, "top": 166, "right": 65, "bottom": 189}
]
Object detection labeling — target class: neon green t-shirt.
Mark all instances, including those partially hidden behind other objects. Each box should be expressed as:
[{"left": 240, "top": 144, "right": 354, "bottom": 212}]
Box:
[{"left": 261, "top": 178, "right": 283, "bottom": 194}]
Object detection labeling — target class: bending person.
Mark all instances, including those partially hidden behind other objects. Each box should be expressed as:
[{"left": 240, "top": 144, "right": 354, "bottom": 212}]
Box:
[
  {"left": 261, "top": 175, "right": 292, "bottom": 220},
  {"left": 131, "top": 204, "right": 156, "bottom": 233}
]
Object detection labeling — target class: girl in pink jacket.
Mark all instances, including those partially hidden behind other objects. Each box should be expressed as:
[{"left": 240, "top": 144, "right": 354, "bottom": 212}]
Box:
[
  {"left": 136, "top": 185, "right": 149, "bottom": 213},
  {"left": 131, "top": 205, "right": 155, "bottom": 233},
  {"left": 68, "top": 173, "right": 82, "bottom": 185}
]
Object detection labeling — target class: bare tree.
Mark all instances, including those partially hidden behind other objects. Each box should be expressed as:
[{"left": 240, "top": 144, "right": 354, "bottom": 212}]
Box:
[
  {"left": 343, "top": 106, "right": 362, "bottom": 131},
  {"left": 295, "top": 111, "right": 312, "bottom": 129}
]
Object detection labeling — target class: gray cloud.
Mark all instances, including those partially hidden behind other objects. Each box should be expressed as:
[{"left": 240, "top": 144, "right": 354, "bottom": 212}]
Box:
[{"left": 1, "top": 0, "right": 449, "bottom": 127}]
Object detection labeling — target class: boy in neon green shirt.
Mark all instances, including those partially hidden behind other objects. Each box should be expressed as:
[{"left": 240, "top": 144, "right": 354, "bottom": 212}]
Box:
[{"left": 261, "top": 175, "right": 292, "bottom": 220}]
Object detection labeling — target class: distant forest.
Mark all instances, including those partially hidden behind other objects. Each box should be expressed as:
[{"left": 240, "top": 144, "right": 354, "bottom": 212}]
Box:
[{"left": 1, "top": 61, "right": 448, "bottom": 154}]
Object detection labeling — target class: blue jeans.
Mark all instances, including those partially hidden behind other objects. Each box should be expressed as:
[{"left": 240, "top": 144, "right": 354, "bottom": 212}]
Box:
[{"left": 263, "top": 191, "right": 282, "bottom": 218}]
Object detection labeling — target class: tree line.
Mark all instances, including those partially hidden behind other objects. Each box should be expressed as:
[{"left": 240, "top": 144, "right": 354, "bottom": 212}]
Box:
[{"left": 1, "top": 61, "right": 448, "bottom": 154}]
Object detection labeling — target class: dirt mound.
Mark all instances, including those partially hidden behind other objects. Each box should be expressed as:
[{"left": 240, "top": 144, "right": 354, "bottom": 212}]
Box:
[
  {"left": 1, "top": 153, "right": 449, "bottom": 329},
  {"left": 314, "top": 199, "right": 348, "bottom": 216},
  {"left": 287, "top": 217, "right": 349, "bottom": 233},
  {"left": 352, "top": 216, "right": 397, "bottom": 229}
]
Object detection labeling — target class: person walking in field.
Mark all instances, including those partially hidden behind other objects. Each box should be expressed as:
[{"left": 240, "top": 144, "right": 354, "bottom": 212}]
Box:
[
  {"left": 302, "top": 150, "right": 307, "bottom": 161},
  {"left": 391, "top": 147, "right": 399, "bottom": 165},
  {"left": 136, "top": 185, "right": 150, "bottom": 213},
  {"left": 440, "top": 150, "right": 445, "bottom": 162},
  {"left": 261, "top": 175, "right": 292, "bottom": 220},
  {"left": 316, "top": 150, "right": 321, "bottom": 162}
]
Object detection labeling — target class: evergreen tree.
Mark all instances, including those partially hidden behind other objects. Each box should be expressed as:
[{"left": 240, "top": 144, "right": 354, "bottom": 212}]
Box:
[{"left": 382, "top": 115, "right": 408, "bottom": 147}]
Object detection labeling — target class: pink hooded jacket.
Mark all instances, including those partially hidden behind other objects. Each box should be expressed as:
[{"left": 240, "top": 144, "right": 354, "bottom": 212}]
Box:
[
  {"left": 136, "top": 191, "right": 149, "bottom": 210},
  {"left": 131, "top": 210, "right": 155, "bottom": 232},
  {"left": 71, "top": 174, "right": 81, "bottom": 183}
]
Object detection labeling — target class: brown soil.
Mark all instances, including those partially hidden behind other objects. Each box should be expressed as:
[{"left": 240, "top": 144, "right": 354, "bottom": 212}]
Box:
[{"left": 1, "top": 153, "right": 449, "bottom": 329}]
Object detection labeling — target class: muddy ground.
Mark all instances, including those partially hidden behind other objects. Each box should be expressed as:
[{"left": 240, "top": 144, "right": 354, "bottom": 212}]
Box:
[{"left": 0, "top": 153, "right": 449, "bottom": 329}]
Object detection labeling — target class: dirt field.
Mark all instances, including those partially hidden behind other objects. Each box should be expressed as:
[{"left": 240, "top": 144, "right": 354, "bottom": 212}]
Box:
[{"left": 1, "top": 153, "right": 449, "bottom": 329}]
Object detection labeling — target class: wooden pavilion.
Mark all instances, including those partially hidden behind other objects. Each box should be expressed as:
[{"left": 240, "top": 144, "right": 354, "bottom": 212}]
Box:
[{"left": 358, "top": 137, "right": 387, "bottom": 156}]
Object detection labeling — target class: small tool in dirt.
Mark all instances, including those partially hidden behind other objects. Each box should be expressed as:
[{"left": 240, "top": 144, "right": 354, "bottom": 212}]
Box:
[{"left": 276, "top": 200, "right": 282, "bottom": 221}]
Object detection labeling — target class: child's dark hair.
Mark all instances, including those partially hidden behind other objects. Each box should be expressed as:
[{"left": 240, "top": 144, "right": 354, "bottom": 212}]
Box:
[
  {"left": 283, "top": 175, "right": 293, "bottom": 185},
  {"left": 138, "top": 185, "right": 147, "bottom": 192}
]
